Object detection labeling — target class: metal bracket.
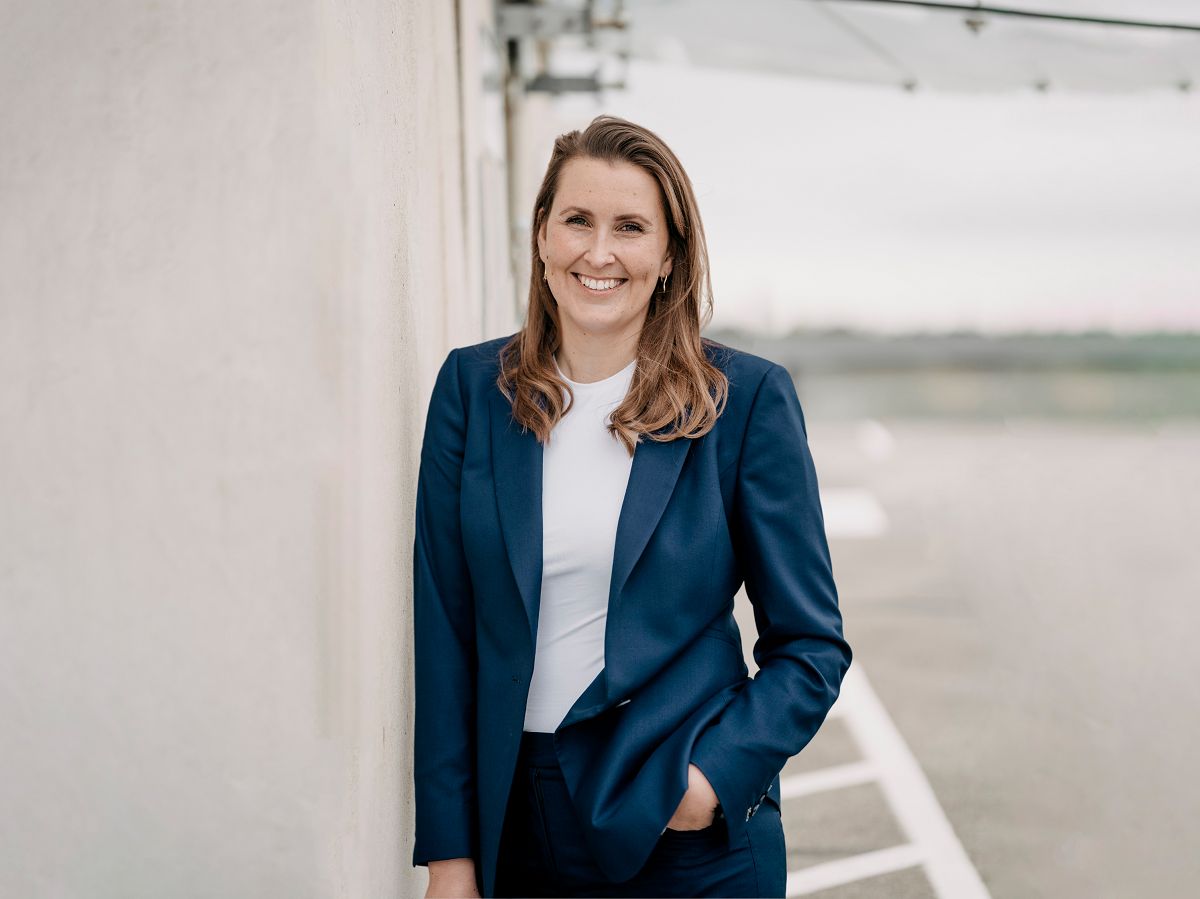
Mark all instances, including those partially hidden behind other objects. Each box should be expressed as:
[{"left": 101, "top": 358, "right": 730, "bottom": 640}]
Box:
[
  {"left": 497, "top": 3, "right": 591, "bottom": 41},
  {"left": 525, "top": 72, "right": 611, "bottom": 94}
]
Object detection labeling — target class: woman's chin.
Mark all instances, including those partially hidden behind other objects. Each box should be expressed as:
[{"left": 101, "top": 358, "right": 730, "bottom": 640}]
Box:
[{"left": 560, "top": 304, "right": 650, "bottom": 336}]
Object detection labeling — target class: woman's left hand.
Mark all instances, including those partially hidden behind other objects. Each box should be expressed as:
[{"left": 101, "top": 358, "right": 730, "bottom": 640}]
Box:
[{"left": 666, "top": 763, "right": 720, "bottom": 830}]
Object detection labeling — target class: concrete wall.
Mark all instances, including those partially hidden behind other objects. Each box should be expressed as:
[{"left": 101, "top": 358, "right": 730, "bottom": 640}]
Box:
[{"left": 0, "top": 1, "right": 512, "bottom": 896}]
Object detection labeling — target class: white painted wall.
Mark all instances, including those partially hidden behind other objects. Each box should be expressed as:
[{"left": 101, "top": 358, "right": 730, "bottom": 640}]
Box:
[{"left": 0, "top": 1, "right": 512, "bottom": 896}]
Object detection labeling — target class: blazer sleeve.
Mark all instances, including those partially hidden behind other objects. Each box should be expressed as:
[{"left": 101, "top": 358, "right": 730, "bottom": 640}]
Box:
[
  {"left": 411, "top": 347, "right": 480, "bottom": 866},
  {"left": 689, "top": 362, "right": 852, "bottom": 842}
]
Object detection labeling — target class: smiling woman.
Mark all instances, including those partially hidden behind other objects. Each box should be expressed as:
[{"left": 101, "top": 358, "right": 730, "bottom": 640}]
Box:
[
  {"left": 412, "top": 115, "right": 849, "bottom": 899},
  {"left": 498, "top": 116, "right": 727, "bottom": 458},
  {"left": 539, "top": 160, "right": 673, "bottom": 325}
]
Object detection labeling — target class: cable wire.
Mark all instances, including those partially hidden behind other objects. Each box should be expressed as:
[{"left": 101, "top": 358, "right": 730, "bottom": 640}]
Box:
[{"left": 805, "top": 1, "right": 1200, "bottom": 33}]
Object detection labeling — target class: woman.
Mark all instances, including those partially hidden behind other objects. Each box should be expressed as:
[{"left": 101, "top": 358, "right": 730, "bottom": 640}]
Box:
[{"left": 412, "top": 115, "right": 851, "bottom": 898}]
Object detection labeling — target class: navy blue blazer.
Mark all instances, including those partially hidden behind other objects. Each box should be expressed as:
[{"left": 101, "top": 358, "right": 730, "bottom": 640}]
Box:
[{"left": 412, "top": 332, "right": 851, "bottom": 896}]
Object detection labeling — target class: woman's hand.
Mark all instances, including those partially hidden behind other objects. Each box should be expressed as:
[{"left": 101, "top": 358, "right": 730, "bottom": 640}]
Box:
[
  {"left": 426, "top": 858, "right": 481, "bottom": 898},
  {"left": 666, "top": 763, "right": 720, "bottom": 830}
]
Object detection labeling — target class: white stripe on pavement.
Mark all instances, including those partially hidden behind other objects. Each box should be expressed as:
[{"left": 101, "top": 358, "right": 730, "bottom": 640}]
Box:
[
  {"left": 819, "top": 487, "right": 889, "bottom": 539},
  {"left": 856, "top": 418, "right": 896, "bottom": 461},
  {"left": 835, "top": 664, "right": 991, "bottom": 898},
  {"left": 787, "top": 844, "right": 924, "bottom": 896}
]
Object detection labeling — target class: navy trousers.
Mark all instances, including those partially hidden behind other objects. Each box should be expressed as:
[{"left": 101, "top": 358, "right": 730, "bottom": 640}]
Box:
[{"left": 493, "top": 731, "right": 786, "bottom": 898}]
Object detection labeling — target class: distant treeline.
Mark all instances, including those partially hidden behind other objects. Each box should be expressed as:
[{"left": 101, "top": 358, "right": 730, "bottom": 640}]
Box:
[
  {"left": 706, "top": 329, "right": 1200, "bottom": 419},
  {"left": 707, "top": 329, "right": 1200, "bottom": 374}
]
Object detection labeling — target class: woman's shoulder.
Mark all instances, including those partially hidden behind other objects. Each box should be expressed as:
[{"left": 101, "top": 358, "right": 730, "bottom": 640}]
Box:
[
  {"left": 450, "top": 332, "right": 516, "bottom": 364},
  {"left": 439, "top": 333, "right": 516, "bottom": 386},
  {"left": 700, "top": 336, "right": 782, "bottom": 383}
]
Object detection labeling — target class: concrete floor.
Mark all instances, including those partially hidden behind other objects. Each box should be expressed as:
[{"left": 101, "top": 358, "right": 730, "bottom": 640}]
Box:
[{"left": 733, "top": 417, "right": 1200, "bottom": 898}]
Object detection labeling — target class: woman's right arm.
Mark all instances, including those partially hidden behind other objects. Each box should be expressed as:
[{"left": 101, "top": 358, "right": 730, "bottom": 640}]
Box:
[{"left": 412, "top": 348, "right": 481, "bottom": 888}]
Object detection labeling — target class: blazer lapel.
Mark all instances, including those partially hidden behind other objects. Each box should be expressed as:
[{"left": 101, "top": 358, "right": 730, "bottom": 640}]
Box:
[
  {"left": 490, "top": 390, "right": 693, "bottom": 698},
  {"left": 560, "top": 430, "right": 692, "bottom": 728},
  {"left": 607, "top": 429, "right": 692, "bottom": 629},
  {"left": 490, "top": 390, "right": 544, "bottom": 649},
  {"left": 600, "top": 429, "right": 691, "bottom": 705}
]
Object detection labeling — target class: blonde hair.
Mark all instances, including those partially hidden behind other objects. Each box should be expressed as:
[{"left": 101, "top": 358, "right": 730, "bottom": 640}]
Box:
[{"left": 497, "top": 115, "right": 729, "bottom": 456}]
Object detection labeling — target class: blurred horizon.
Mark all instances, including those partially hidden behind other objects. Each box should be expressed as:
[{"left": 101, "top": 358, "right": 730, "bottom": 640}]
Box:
[
  {"left": 713, "top": 322, "right": 1200, "bottom": 338},
  {"left": 706, "top": 326, "right": 1200, "bottom": 420}
]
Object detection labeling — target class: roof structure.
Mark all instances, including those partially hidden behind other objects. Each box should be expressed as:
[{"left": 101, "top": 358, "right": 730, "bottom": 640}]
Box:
[{"left": 591, "top": 0, "right": 1200, "bottom": 93}]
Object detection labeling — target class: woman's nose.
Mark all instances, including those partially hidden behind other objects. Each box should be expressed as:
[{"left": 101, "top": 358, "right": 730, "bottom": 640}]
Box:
[{"left": 584, "top": 232, "right": 615, "bottom": 268}]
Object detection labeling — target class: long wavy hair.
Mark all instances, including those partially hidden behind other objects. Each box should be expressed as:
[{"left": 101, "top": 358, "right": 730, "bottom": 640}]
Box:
[{"left": 496, "top": 115, "right": 729, "bottom": 456}]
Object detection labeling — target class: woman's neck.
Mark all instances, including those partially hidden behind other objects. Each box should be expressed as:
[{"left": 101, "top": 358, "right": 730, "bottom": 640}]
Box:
[{"left": 554, "top": 336, "right": 639, "bottom": 384}]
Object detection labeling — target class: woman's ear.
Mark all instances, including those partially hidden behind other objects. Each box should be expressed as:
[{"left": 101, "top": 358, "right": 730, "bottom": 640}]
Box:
[
  {"left": 661, "top": 255, "right": 673, "bottom": 280},
  {"left": 536, "top": 208, "right": 547, "bottom": 262}
]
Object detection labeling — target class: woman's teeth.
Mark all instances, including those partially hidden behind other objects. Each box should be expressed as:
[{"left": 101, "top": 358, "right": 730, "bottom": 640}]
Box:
[{"left": 575, "top": 273, "right": 624, "bottom": 292}]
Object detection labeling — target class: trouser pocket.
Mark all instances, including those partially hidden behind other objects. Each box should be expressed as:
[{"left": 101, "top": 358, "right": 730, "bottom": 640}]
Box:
[
  {"left": 531, "top": 766, "right": 603, "bottom": 880},
  {"left": 529, "top": 770, "right": 559, "bottom": 874},
  {"left": 654, "top": 815, "right": 730, "bottom": 863}
]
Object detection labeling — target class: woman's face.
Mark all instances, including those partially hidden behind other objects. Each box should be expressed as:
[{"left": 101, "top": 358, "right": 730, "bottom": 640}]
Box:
[{"left": 538, "top": 156, "right": 673, "bottom": 342}]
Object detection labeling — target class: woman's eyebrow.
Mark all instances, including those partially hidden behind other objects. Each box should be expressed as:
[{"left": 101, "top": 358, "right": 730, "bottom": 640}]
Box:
[{"left": 560, "top": 205, "right": 651, "bottom": 223}]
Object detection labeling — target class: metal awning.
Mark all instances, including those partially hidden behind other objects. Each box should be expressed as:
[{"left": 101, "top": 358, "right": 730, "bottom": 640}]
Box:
[{"left": 581, "top": 0, "right": 1200, "bottom": 93}]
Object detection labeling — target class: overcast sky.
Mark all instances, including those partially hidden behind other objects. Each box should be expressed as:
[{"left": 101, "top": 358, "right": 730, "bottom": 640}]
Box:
[{"left": 546, "top": 11, "right": 1200, "bottom": 335}]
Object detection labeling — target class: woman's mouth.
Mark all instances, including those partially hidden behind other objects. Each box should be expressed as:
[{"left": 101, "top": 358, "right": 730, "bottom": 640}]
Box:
[{"left": 573, "top": 272, "right": 627, "bottom": 294}]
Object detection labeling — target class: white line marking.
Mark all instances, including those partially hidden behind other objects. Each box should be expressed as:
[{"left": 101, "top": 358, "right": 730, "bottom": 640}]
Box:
[
  {"left": 836, "top": 664, "right": 991, "bottom": 898},
  {"left": 787, "top": 844, "right": 923, "bottom": 896},
  {"left": 780, "top": 761, "right": 878, "bottom": 799},
  {"left": 820, "top": 487, "right": 889, "bottom": 539},
  {"left": 856, "top": 418, "right": 896, "bottom": 461}
]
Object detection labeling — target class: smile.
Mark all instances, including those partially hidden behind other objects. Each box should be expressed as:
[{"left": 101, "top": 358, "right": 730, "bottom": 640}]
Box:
[{"left": 573, "top": 272, "right": 627, "bottom": 293}]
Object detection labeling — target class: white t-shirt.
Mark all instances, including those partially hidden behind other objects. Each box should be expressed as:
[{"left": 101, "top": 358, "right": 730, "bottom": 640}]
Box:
[{"left": 522, "top": 354, "right": 637, "bottom": 733}]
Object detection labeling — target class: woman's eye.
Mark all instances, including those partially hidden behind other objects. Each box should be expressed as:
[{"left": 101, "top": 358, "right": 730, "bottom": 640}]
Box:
[
  {"left": 565, "top": 215, "right": 588, "bottom": 226},
  {"left": 619, "top": 222, "right": 644, "bottom": 233}
]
